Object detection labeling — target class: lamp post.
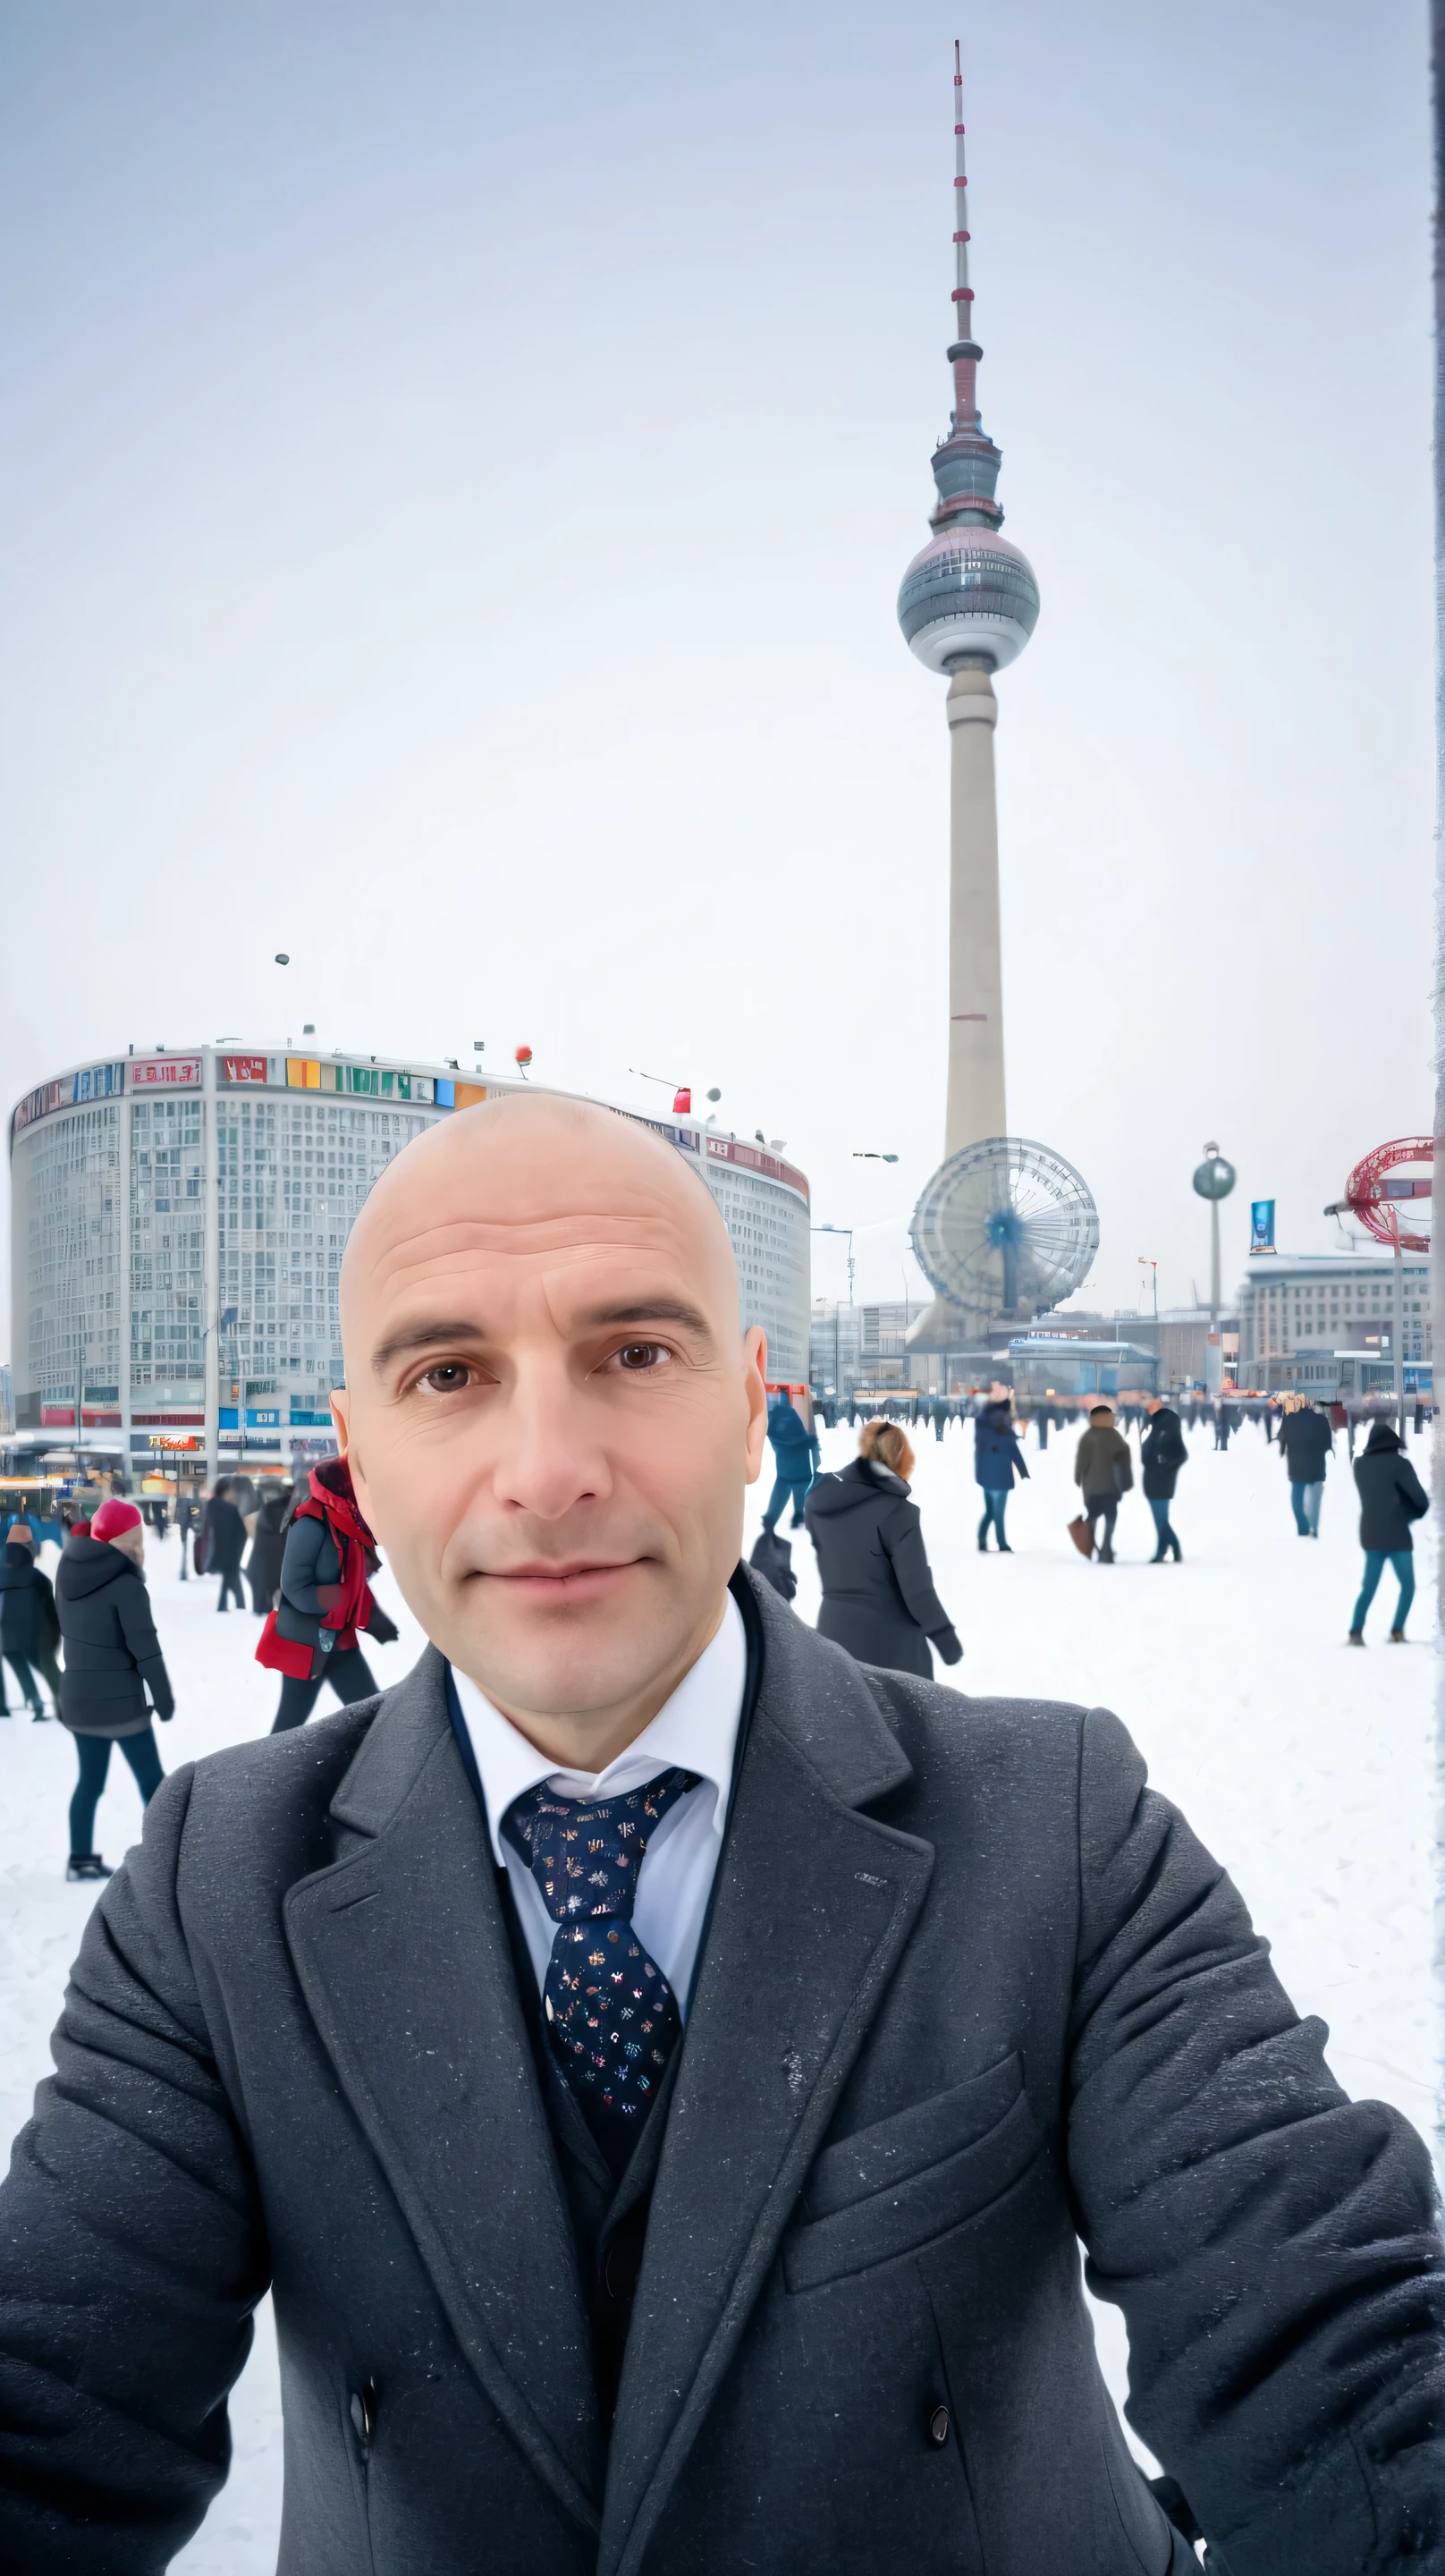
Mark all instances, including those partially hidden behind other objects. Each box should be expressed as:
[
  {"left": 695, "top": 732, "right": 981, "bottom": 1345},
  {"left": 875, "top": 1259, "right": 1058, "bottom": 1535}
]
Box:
[
  {"left": 813, "top": 1224, "right": 856, "bottom": 1409},
  {"left": 1192, "top": 1143, "right": 1237, "bottom": 1392}
]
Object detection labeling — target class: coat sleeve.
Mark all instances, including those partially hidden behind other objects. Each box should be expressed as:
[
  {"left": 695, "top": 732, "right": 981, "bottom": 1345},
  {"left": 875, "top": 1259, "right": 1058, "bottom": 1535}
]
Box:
[
  {"left": 0, "top": 1767, "right": 269, "bottom": 2570},
  {"left": 880, "top": 1502, "right": 953, "bottom": 1639},
  {"left": 279, "top": 1512, "right": 327, "bottom": 1614},
  {"left": 1397, "top": 1458, "right": 1430, "bottom": 1522},
  {"left": 36, "top": 1571, "right": 60, "bottom": 1649},
  {"left": 116, "top": 1576, "right": 174, "bottom": 1720},
  {"left": 1067, "top": 1706, "right": 1444, "bottom": 2574}
]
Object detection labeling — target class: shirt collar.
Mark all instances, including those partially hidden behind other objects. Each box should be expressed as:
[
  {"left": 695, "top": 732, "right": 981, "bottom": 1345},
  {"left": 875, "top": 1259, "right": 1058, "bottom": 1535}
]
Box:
[{"left": 450, "top": 1589, "right": 748, "bottom": 1867}]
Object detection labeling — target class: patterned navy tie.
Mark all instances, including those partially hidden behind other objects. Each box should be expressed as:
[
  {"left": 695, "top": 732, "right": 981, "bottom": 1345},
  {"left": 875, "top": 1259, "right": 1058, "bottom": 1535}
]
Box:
[{"left": 503, "top": 1767, "right": 699, "bottom": 2144}]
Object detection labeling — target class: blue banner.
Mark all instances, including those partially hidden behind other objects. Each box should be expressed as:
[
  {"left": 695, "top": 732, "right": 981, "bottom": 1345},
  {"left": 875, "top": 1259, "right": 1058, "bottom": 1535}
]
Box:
[{"left": 1249, "top": 1199, "right": 1276, "bottom": 1250}]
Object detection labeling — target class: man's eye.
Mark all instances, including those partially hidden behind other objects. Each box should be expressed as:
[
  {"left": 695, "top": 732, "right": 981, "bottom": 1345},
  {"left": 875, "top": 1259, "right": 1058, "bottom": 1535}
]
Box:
[
  {"left": 613, "top": 1342, "right": 669, "bottom": 1372},
  {"left": 418, "top": 1362, "right": 471, "bottom": 1393}
]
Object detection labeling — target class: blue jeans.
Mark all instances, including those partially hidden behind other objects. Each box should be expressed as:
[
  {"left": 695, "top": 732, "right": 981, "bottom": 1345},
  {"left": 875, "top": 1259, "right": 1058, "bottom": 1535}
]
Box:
[
  {"left": 1351, "top": 1550, "right": 1415, "bottom": 1637},
  {"left": 68, "top": 1725, "right": 165, "bottom": 1854},
  {"left": 1290, "top": 1480, "right": 1323, "bottom": 1536},
  {"left": 1147, "top": 1495, "right": 1179, "bottom": 1558},
  {"left": 977, "top": 1490, "right": 1010, "bottom": 1547},
  {"left": 764, "top": 1473, "right": 811, "bottom": 1531}
]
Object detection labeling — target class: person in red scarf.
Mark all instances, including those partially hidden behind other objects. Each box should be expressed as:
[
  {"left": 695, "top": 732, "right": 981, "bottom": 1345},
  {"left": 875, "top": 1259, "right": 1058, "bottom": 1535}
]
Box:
[{"left": 257, "top": 1458, "right": 397, "bottom": 1732}]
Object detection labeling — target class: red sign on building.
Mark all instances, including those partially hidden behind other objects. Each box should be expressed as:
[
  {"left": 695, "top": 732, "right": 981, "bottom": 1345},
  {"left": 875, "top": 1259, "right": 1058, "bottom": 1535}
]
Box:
[
  {"left": 223, "top": 1055, "right": 268, "bottom": 1085},
  {"left": 131, "top": 1056, "right": 202, "bottom": 1089}
]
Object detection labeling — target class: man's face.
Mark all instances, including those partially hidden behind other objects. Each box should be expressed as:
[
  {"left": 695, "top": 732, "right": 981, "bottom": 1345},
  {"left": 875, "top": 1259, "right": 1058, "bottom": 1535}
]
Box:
[{"left": 333, "top": 1100, "right": 768, "bottom": 1746}]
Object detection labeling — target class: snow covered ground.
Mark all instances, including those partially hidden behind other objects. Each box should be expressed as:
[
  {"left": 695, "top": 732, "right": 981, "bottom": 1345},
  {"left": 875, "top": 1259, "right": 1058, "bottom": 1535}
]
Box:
[{"left": 0, "top": 1412, "right": 1436, "bottom": 2570}]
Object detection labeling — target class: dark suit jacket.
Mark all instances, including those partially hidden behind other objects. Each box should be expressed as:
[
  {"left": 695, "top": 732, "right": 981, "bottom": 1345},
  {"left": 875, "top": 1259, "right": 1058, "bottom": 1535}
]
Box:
[{"left": 0, "top": 1573, "right": 1441, "bottom": 2575}]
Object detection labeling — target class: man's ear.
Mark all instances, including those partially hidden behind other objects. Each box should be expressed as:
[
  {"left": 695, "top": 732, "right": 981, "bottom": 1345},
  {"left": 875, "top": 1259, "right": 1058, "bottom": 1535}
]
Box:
[
  {"left": 742, "top": 1327, "right": 769, "bottom": 1486},
  {"left": 332, "top": 1386, "right": 376, "bottom": 1524}
]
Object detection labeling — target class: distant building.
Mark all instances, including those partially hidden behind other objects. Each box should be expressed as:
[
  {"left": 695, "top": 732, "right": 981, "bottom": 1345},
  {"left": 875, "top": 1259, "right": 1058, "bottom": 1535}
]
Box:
[
  {"left": 0, "top": 1366, "right": 12, "bottom": 1436},
  {"left": 8, "top": 1048, "right": 810, "bottom": 1476},
  {"left": 1236, "top": 1251, "right": 1431, "bottom": 1397}
]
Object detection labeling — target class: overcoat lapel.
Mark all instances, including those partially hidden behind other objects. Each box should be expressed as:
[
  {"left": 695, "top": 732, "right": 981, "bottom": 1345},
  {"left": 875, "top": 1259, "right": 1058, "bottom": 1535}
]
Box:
[
  {"left": 283, "top": 1647, "right": 602, "bottom": 2534},
  {"left": 600, "top": 1591, "right": 934, "bottom": 2576}
]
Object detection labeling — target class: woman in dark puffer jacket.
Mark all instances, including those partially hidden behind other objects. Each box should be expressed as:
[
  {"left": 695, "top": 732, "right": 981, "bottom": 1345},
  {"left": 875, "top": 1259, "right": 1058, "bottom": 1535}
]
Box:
[{"left": 55, "top": 1497, "right": 173, "bottom": 1882}]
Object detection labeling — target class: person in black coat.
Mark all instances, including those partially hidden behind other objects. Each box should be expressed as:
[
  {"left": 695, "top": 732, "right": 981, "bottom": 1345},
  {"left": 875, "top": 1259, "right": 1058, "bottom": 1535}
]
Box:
[
  {"left": 0, "top": 1097, "right": 1442, "bottom": 2575},
  {"left": 175, "top": 1489, "right": 198, "bottom": 1580},
  {"left": 1348, "top": 1420, "right": 1430, "bottom": 1642},
  {"left": 1140, "top": 1396, "right": 1187, "bottom": 1563},
  {"left": 0, "top": 1524, "right": 61, "bottom": 1716},
  {"left": 246, "top": 1481, "right": 289, "bottom": 1616},
  {"left": 201, "top": 1478, "right": 248, "bottom": 1609},
  {"left": 805, "top": 1417, "right": 961, "bottom": 1677},
  {"left": 1278, "top": 1396, "right": 1332, "bottom": 1537},
  {"left": 54, "top": 1497, "right": 173, "bottom": 1882}
]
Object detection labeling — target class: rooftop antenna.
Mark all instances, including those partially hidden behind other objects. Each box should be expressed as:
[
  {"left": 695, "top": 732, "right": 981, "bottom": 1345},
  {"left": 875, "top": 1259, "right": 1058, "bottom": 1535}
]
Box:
[{"left": 949, "top": 37, "right": 982, "bottom": 440}]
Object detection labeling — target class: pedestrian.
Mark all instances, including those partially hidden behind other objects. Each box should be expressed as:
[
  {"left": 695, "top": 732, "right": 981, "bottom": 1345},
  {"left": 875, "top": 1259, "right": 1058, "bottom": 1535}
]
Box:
[
  {"left": 1073, "top": 1402, "right": 1133, "bottom": 1561},
  {"left": 247, "top": 1479, "right": 289, "bottom": 1616},
  {"left": 973, "top": 1380, "right": 1028, "bottom": 1552},
  {"left": 1278, "top": 1394, "right": 1331, "bottom": 1537},
  {"left": 175, "top": 1487, "right": 198, "bottom": 1579},
  {"left": 1348, "top": 1420, "right": 1430, "bottom": 1644},
  {"left": 0, "top": 1522, "right": 62, "bottom": 1716},
  {"left": 202, "top": 1476, "right": 248, "bottom": 1611},
  {"left": 805, "top": 1416, "right": 961, "bottom": 1677},
  {"left": 257, "top": 1457, "right": 397, "bottom": 1731},
  {"left": 54, "top": 1496, "right": 173, "bottom": 1883},
  {"left": 1140, "top": 1394, "right": 1187, "bottom": 1562},
  {"left": 1213, "top": 1402, "right": 1230, "bottom": 1452},
  {"left": 761, "top": 1389, "right": 820, "bottom": 1534}
]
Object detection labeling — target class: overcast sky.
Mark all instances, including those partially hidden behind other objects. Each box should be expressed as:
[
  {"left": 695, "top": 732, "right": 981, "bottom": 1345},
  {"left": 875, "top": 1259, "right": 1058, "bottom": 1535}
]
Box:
[{"left": 0, "top": 1, "right": 1432, "bottom": 1339}]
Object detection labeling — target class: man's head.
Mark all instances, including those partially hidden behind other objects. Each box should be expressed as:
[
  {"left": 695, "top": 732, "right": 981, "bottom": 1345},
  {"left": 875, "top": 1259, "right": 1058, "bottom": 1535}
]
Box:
[
  {"left": 91, "top": 1497, "right": 144, "bottom": 1565},
  {"left": 333, "top": 1093, "right": 769, "bottom": 1764},
  {"left": 4, "top": 1522, "right": 33, "bottom": 1552},
  {"left": 1089, "top": 1404, "right": 1114, "bottom": 1425},
  {"left": 1145, "top": 1395, "right": 1162, "bottom": 1415}
]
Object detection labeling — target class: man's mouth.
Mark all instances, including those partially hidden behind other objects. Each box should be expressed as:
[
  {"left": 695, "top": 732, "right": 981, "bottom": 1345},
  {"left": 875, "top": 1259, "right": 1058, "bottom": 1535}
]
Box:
[{"left": 482, "top": 1558, "right": 642, "bottom": 1600}]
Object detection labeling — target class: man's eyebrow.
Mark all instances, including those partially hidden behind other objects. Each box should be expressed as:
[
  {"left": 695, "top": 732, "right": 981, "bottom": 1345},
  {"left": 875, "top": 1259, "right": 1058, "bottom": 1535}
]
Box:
[
  {"left": 371, "top": 1319, "right": 485, "bottom": 1376},
  {"left": 369, "top": 1299, "right": 714, "bottom": 1377},
  {"left": 577, "top": 1299, "right": 714, "bottom": 1336}
]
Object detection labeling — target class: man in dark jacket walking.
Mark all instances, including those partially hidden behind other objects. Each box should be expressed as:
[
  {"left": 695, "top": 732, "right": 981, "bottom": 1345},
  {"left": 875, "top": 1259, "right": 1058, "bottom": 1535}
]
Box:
[
  {"left": 54, "top": 1497, "right": 173, "bottom": 1880},
  {"left": 1278, "top": 1396, "right": 1332, "bottom": 1536},
  {"left": 1140, "top": 1396, "right": 1187, "bottom": 1563},
  {"left": 0, "top": 1096, "right": 1441, "bottom": 2576},
  {"left": 0, "top": 1524, "right": 61, "bottom": 1716},
  {"left": 1348, "top": 1421, "right": 1430, "bottom": 1642},
  {"left": 202, "top": 1478, "right": 248, "bottom": 1610},
  {"left": 805, "top": 1418, "right": 961, "bottom": 1677},
  {"left": 761, "top": 1392, "right": 820, "bottom": 1534},
  {"left": 1074, "top": 1404, "right": 1133, "bottom": 1562}
]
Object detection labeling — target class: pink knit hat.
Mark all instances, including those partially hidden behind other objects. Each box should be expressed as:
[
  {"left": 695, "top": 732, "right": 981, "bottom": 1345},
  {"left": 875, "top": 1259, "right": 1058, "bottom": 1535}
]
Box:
[{"left": 91, "top": 1498, "right": 143, "bottom": 1545}]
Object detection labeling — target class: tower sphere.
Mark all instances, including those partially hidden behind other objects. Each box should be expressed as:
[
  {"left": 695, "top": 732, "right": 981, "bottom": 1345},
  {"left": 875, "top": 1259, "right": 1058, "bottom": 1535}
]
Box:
[{"left": 898, "top": 525, "right": 1040, "bottom": 675}]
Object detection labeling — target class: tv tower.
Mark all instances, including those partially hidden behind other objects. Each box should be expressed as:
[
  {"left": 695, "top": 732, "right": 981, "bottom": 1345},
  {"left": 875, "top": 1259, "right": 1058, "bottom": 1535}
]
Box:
[{"left": 903, "top": 47, "right": 1096, "bottom": 1355}]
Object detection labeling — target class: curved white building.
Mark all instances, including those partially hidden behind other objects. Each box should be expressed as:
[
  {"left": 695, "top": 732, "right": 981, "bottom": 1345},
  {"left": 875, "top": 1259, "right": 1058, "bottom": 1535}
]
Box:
[{"left": 8, "top": 1048, "right": 810, "bottom": 1472}]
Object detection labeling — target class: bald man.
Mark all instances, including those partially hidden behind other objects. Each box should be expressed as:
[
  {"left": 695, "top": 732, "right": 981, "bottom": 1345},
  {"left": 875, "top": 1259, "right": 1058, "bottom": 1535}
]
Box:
[{"left": 0, "top": 1097, "right": 1441, "bottom": 2576}]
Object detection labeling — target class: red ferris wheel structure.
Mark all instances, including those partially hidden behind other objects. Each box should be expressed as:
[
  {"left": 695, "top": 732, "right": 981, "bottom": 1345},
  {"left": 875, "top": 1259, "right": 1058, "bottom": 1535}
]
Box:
[{"left": 1334, "top": 1137, "right": 1433, "bottom": 1253}]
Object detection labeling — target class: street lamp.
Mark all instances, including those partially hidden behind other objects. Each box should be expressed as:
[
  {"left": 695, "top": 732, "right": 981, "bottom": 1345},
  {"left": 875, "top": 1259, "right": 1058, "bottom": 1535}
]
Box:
[{"left": 1192, "top": 1143, "right": 1236, "bottom": 1387}]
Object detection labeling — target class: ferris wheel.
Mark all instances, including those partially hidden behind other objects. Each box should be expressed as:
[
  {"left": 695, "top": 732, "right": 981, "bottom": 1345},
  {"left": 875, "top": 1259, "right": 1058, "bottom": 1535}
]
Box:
[{"left": 909, "top": 1135, "right": 1099, "bottom": 1324}]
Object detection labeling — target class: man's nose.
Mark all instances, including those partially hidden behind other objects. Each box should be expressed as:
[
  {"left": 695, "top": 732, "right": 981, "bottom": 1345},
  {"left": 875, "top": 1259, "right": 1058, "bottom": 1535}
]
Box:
[{"left": 493, "top": 1367, "right": 612, "bottom": 1522}]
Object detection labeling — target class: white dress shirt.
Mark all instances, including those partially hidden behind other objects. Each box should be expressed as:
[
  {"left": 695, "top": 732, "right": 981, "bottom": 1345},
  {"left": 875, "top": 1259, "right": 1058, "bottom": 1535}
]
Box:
[{"left": 450, "top": 1590, "right": 747, "bottom": 2021}]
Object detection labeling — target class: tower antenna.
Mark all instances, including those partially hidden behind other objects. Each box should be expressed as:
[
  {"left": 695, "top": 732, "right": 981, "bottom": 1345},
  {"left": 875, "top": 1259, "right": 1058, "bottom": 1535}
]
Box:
[{"left": 950, "top": 38, "right": 980, "bottom": 436}]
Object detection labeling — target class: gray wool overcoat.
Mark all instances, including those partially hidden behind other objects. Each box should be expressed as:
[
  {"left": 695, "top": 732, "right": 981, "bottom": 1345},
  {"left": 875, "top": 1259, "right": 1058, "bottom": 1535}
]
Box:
[{"left": 0, "top": 1572, "right": 1441, "bottom": 2574}]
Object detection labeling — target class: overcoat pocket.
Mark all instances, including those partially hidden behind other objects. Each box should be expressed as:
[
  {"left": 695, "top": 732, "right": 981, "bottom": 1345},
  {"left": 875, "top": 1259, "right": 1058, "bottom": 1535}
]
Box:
[{"left": 784, "top": 2052, "right": 1044, "bottom": 2292}]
